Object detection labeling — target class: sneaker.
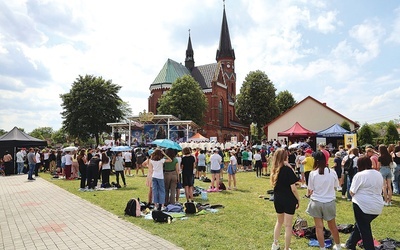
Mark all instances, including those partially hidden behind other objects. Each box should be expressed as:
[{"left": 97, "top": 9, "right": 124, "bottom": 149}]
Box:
[
  {"left": 341, "top": 195, "right": 346, "bottom": 199},
  {"left": 336, "top": 187, "right": 342, "bottom": 191},
  {"left": 384, "top": 201, "right": 389, "bottom": 206},
  {"left": 271, "top": 243, "right": 280, "bottom": 250},
  {"left": 333, "top": 244, "right": 342, "bottom": 250}
]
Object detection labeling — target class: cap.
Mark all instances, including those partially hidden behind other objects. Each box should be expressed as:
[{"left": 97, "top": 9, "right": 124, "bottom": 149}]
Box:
[{"left": 305, "top": 149, "right": 313, "bottom": 154}]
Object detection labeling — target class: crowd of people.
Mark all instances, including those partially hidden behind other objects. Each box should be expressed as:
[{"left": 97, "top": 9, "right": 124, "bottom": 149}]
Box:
[
  {"left": 2, "top": 139, "right": 400, "bottom": 250},
  {"left": 270, "top": 141, "right": 400, "bottom": 250}
]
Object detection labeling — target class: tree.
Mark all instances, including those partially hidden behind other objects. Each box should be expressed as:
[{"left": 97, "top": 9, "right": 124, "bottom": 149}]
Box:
[
  {"left": 235, "top": 70, "right": 279, "bottom": 141},
  {"left": 51, "top": 128, "right": 69, "bottom": 145},
  {"left": 30, "top": 127, "right": 54, "bottom": 141},
  {"left": 341, "top": 121, "right": 351, "bottom": 132},
  {"left": 357, "top": 123, "right": 374, "bottom": 146},
  {"left": 157, "top": 75, "right": 208, "bottom": 126},
  {"left": 384, "top": 121, "right": 399, "bottom": 144},
  {"left": 276, "top": 90, "right": 296, "bottom": 114},
  {"left": 60, "top": 75, "right": 129, "bottom": 146},
  {"left": 0, "top": 129, "right": 7, "bottom": 136}
]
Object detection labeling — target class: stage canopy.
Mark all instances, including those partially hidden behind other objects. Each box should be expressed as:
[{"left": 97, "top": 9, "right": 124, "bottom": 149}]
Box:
[
  {"left": 277, "top": 122, "right": 316, "bottom": 137},
  {"left": 317, "top": 123, "right": 350, "bottom": 137}
]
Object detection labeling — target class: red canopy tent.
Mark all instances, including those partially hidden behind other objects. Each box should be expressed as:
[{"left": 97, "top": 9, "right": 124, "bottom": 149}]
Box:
[{"left": 277, "top": 122, "right": 316, "bottom": 137}]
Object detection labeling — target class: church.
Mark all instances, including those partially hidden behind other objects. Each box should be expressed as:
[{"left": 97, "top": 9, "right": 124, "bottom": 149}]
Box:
[{"left": 148, "top": 5, "right": 248, "bottom": 142}]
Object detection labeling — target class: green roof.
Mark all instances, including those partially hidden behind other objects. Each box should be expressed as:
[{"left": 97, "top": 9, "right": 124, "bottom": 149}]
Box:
[{"left": 152, "top": 59, "right": 191, "bottom": 85}]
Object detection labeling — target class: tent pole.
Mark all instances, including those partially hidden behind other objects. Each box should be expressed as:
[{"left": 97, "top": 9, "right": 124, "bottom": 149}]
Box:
[{"left": 14, "top": 146, "right": 16, "bottom": 175}]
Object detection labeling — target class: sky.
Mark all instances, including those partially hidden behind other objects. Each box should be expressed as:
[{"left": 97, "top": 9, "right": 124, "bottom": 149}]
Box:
[{"left": 0, "top": 0, "right": 399, "bottom": 133}]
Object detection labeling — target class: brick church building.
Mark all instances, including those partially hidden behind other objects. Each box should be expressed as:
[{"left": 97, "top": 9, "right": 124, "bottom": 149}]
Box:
[{"left": 148, "top": 5, "right": 248, "bottom": 142}]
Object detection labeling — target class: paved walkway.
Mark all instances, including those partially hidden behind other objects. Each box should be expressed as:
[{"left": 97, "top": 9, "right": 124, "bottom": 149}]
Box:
[{"left": 0, "top": 175, "right": 182, "bottom": 250}]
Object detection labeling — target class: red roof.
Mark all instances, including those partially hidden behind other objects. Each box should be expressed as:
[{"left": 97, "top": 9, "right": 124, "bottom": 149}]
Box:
[{"left": 277, "top": 122, "right": 316, "bottom": 137}]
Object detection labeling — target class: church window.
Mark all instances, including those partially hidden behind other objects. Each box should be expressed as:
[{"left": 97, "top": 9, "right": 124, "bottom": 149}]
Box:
[{"left": 218, "top": 100, "right": 224, "bottom": 127}]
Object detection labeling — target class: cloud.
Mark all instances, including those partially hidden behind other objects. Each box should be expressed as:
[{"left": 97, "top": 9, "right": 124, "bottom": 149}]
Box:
[
  {"left": 0, "top": 0, "right": 399, "bottom": 132},
  {"left": 309, "top": 10, "right": 340, "bottom": 34},
  {"left": 387, "top": 7, "right": 400, "bottom": 44},
  {"left": 348, "top": 19, "right": 385, "bottom": 64},
  {"left": 0, "top": 1, "right": 46, "bottom": 46}
]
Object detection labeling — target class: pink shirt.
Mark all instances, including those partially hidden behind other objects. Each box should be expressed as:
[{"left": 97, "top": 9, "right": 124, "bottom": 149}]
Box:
[
  {"left": 321, "top": 149, "right": 330, "bottom": 166},
  {"left": 370, "top": 155, "right": 379, "bottom": 170}
]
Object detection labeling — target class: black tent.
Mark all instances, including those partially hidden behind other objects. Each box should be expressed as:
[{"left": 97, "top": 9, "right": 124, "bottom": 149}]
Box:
[{"left": 0, "top": 127, "right": 47, "bottom": 175}]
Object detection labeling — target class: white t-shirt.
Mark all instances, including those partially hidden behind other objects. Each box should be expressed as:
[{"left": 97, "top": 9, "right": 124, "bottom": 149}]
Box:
[
  {"left": 230, "top": 156, "right": 237, "bottom": 166},
  {"left": 102, "top": 156, "right": 111, "bottom": 170},
  {"left": 350, "top": 169, "right": 384, "bottom": 215},
  {"left": 150, "top": 159, "right": 166, "bottom": 179},
  {"left": 35, "top": 153, "right": 41, "bottom": 164},
  {"left": 247, "top": 151, "right": 253, "bottom": 161},
  {"left": 124, "top": 152, "right": 132, "bottom": 162},
  {"left": 308, "top": 167, "right": 338, "bottom": 203},
  {"left": 16, "top": 151, "right": 24, "bottom": 163},
  {"left": 254, "top": 153, "right": 261, "bottom": 161},
  {"left": 210, "top": 153, "right": 222, "bottom": 170},
  {"left": 65, "top": 154, "right": 73, "bottom": 165}
]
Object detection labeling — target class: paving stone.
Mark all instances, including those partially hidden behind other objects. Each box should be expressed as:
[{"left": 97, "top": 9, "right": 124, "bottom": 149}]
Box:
[{"left": 0, "top": 175, "right": 182, "bottom": 250}]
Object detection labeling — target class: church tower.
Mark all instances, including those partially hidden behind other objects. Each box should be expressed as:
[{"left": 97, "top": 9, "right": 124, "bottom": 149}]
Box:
[
  {"left": 185, "top": 31, "right": 195, "bottom": 71},
  {"left": 208, "top": 2, "right": 238, "bottom": 141}
]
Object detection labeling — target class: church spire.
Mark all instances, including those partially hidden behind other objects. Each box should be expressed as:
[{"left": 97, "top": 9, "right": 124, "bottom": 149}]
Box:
[
  {"left": 185, "top": 29, "right": 195, "bottom": 71},
  {"left": 216, "top": 3, "right": 235, "bottom": 61}
]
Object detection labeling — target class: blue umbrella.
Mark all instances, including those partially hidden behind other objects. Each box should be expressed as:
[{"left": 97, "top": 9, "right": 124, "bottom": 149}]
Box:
[
  {"left": 110, "top": 146, "right": 132, "bottom": 152},
  {"left": 151, "top": 139, "right": 182, "bottom": 150}
]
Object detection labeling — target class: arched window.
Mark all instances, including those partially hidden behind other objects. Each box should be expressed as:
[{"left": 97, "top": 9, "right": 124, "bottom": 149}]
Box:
[{"left": 218, "top": 99, "right": 224, "bottom": 127}]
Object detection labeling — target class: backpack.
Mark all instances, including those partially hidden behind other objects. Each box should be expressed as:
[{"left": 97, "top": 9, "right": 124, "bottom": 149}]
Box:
[
  {"left": 152, "top": 210, "right": 173, "bottom": 223},
  {"left": 202, "top": 177, "right": 211, "bottom": 182},
  {"left": 184, "top": 202, "right": 198, "bottom": 214},
  {"left": 124, "top": 198, "right": 141, "bottom": 217},
  {"left": 304, "top": 226, "right": 332, "bottom": 240},
  {"left": 337, "top": 224, "right": 354, "bottom": 234},
  {"left": 292, "top": 216, "right": 308, "bottom": 238},
  {"left": 343, "top": 156, "right": 356, "bottom": 173},
  {"left": 218, "top": 182, "right": 226, "bottom": 190},
  {"left": 165, "top": 204, "right": 183, "bottom": 212}
]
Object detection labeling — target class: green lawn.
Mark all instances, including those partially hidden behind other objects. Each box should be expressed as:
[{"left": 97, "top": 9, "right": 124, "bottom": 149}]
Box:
[{"left": 45, "top": 165, "right": 400, "bottom": 250}]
